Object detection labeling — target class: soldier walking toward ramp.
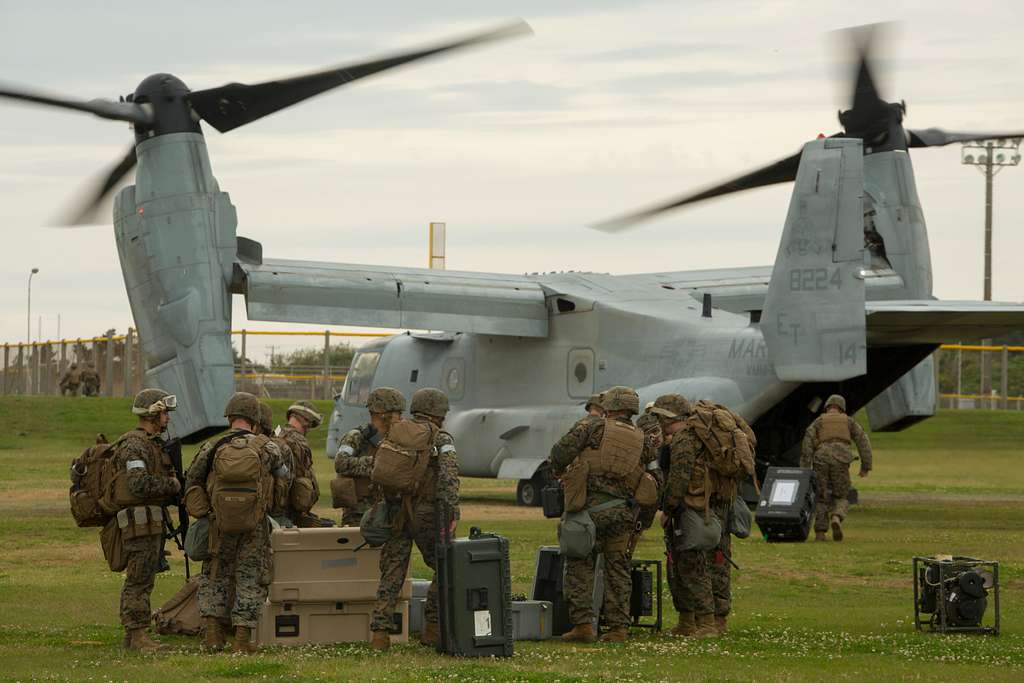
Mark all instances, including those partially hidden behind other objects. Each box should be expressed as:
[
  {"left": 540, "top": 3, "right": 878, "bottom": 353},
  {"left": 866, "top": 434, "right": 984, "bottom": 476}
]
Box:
[
  {"left": 109, "top": 389, "right": 181, "bottom": 652},
  {"left": 369, "top": 388, "right": 460, "bottom": 651},
  {"left": 185, "top": 392, "right": 289, "bottom": 654},
  {"left": 59, "top": 363, "right": 81, "bottom": 396},
  {"left": 81, "top": 361, "right": 101, "bottom": 396},
  {"left": 334, "top": 388, "right": 406, "bottom": 527},
  {"left": 549, "top": 386, "right": 648, "bottom": 644},
  {"left": 801, "top": 394, "right": 872, "bottom": 541}
]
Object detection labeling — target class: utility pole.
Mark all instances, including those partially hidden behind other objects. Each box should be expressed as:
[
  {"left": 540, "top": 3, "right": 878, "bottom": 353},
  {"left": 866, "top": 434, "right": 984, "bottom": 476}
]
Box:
[
  {"left": 961, "top": 139, "right": 1021, "bottom": 407},
  {"left": 26, "top": 267, "right": 39, "bottom": 393}
]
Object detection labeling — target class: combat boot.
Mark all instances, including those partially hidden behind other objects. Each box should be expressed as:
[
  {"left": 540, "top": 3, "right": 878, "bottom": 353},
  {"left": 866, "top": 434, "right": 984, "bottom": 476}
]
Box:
[
  {"left": 713, "top": 615, "right": 728, "bottom": 635},
  {"left": 830, "top": 515, "right": 844, "bottom": 542},
  {"left": 124, "top": 628, "right": 167, "bottom": 654},
  {"left": 419, "top": 620, "right": 439, "bottom": 647},
  {"left": 202, "top": 617, "right": 227, "bottom": 652},
  {"left": 600, "top": 626, "right": 629, "bottom": 643},
  {"left": 370, "top": 630, "right": 391, "bottom": 651},
  {"left": 561, "top": 623, "right": 597, "bottom": 643},
  {"left": 693, "top": 613, "right": 718, "bottom": 638},
  {"left": 671, "top": 611, "right": 697, "bottom": 637},
  {"left": 231, "top": 626, "right": 259, "bottom": 654},
  {"left": 814, "top": 531, "right": 827, "bottom": 542}
]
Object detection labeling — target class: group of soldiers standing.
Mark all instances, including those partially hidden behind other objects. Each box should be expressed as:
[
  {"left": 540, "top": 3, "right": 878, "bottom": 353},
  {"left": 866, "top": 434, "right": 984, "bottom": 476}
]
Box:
[
  {"left": 59, "top": 362, "right": 101, "bottom": 396},
  {"left": 98, "top": 380, "right": 870, "bottom": 652}
]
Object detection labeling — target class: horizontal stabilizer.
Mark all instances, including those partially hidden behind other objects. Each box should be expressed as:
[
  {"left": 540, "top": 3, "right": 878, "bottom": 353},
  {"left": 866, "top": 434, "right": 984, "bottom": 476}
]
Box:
[
  {"left": 241, "top": 259, "right": 549, "bottom": 337},
  {"left": 866, "top": 300, "right": 1024, "bottom": 344}
]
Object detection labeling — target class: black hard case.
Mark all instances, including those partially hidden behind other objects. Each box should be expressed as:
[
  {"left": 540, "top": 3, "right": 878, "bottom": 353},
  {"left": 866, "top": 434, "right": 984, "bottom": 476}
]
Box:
[
  {"left": 437, "top": 526, "right": 514, "bottom": 657},
  {"left": 754, "top": 466, "right": 818, "bottom": 542}
]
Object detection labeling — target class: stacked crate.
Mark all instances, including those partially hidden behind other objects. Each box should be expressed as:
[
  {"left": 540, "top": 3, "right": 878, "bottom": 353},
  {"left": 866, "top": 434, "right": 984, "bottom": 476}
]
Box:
[{"left": 256, "top": 527, "right": 412, "bottom": 645}]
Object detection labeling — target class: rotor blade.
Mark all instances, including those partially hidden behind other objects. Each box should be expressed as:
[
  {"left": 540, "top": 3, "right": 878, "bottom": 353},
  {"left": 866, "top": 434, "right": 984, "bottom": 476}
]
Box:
[
  {"left": 50, "top": 145, "right": 138, "bottom": 226},
  {"left": 189, "top": 20, "right": 533, "bottom": 133},
  {"left": 592, "top": 150, "right": 803, "bottom": 233},
  {"left": 0, "top": 84, "right": 152, "bottom": 125},
  {"left": 908, "top": 128, "right": 1024, "bottom": 148},
  {"left": 847, "top": 24, "right": 886, "bottom": 112}
]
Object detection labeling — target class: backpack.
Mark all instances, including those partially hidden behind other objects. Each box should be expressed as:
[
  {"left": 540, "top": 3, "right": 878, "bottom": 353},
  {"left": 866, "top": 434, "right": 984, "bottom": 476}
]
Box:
[
  {"left": 689, "top": 402, "right": 757, "bottom": 505},
  {"left": 207, "top": 435, "right": 272, "bottom": 534},
  {"left": 69, "top": 434, "right": 119, "bottom": 527},
  {"left": 370, "top": 419, "right": 437, "bottom": 495},
  {"left": 152, "top": 578, "right": 202, "bottom": 636}
]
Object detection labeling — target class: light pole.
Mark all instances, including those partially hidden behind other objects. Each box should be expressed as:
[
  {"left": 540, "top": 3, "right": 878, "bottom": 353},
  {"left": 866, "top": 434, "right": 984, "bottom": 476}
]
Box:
[
  {"left": 961, "top": 139, "right": 1021, "bottom": 406},
  {"left": 26, "top": 267, "right": 39, "bottom": 393}
]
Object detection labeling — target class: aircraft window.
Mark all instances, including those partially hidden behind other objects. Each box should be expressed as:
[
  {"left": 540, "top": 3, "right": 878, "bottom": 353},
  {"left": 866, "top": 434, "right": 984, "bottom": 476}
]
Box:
[
  {"left": 410, "top": 369, "right": 419, "bottom": 382},
  {"left": 556, "top": 298, "right": 576, "bottom": 313},
  {"left": 343, "top": 352, "right": 381, "bottom": 406},
  {"left": 447, "top": 367, "right": 460, "bottom": 392},
  {"left": 574, "top": 362, "right": 587, "bottom": 383}
]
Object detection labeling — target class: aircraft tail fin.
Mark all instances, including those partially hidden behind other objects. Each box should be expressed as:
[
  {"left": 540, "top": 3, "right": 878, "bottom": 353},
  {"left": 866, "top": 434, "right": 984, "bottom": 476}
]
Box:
[{"left": 762, "top": 137, "right": 867, "bottom": 381}]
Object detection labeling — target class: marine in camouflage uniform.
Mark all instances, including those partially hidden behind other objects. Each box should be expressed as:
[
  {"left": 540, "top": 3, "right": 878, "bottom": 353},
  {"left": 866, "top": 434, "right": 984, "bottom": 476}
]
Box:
[
  {"left": 81, "top": 362, "right": 101, "bottom": 397},
  {"left": 370, "top": 388, "right": 460, "bottom": 651},
  {"left": 334, "top": 388, "right": 406, "bottom": 527},
  {"left": 185, "top": 392, "right": 288, "bottom": 654},
  {"left": 631, "top": 411, "right": 664, "bottom": 556},
  {"left": 550, "top": 386, "right": 649, "bottom": 644},
  {"left": 801, "top": 394, "right": 872, "bottom": 542},
  {"left": 276, "top": 401, "right": 328, "bottom": 528},
  {"left": 650, "top": 394, "right": 716, "bottom": 638},
  {"left": 260, "top": 403, "right": 296, "bottom": 528},
  {"left": 59, "top": 363, "right": 81, "bottom": 396},
  {"left": 110, "top": 388, "right": 181, "bottom": 652}
]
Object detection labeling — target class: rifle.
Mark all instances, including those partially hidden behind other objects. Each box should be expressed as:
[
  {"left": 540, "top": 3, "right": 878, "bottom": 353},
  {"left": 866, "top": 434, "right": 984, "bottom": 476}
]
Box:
[
  {"left": 162, "top": 437, "right": 191, "bottom": 579},
  {"left": 435, "top": 499, "right": 453, "bottom": 654}
]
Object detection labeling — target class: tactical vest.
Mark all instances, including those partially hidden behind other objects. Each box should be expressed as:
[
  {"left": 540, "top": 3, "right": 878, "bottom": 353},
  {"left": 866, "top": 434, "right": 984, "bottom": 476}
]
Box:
[
  {"left": 278, "top": 426, "right": 319, "bottom": 515},
  {"left": 581, "top": 418, "right": 645, "bottom": 495},
  {"left": 819, "top": 413, "right": 852, "bottom": 444},
  {"left": 268, "top": 435, "right": 293, "bottom": 516},
  {"left": 106, "top": 429, "right": 172, "bottom": 510}
]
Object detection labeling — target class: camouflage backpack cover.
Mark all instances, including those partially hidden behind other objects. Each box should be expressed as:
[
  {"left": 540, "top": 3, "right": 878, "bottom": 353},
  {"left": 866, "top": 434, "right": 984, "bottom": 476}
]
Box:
[{"left": 688, "top": 401, "right": 757, "bottom": 508}]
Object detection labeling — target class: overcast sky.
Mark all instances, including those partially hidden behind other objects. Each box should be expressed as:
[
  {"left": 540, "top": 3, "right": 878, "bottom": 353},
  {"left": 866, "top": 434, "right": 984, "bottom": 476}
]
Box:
[{"left": 2, "top": 0, "right": 1022, "bottom": 361}]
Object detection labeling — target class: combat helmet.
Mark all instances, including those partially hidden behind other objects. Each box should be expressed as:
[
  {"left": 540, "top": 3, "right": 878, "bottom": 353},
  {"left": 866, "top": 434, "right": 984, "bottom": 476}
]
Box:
[
  {"left": 287, "top": 400, "right": 323, "bottom": 429},
  {"left": 649, "top": 394, "right": 692, "bottom": 420},
  {"left": 132, "top": 388, "right": 177, "bottom": 416},
  {"left": 70, "top": 363, "right": 78, "bottom": 369},
  {"left": 635, "top": 412, "right": 661, "bottom": 434},
  {"left": 600, "top": 386, "right": 640, "bottom": 415},
  {"left": 366, "top": 387, "right": 406, "bottom": 414},
  {"left": 224, "top": 391, "right": 260, "bottom": 424},
  {"left": 584, "top": 393, "right": 604, "bottom": 412},
  {"left": 824, "top": 394, "right": 847, "bottom": 413},
  {"left": 258, "top": 402, "right": 273, "bottom": 435},
  {"left": 410, "top": 388, "right": 449, "bottom": 417}
]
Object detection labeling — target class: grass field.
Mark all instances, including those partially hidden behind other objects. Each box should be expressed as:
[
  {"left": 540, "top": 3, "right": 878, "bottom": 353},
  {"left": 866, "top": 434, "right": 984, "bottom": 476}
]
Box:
[{"left": 1, "top": 396, "right": 1022, "bottom": 681}]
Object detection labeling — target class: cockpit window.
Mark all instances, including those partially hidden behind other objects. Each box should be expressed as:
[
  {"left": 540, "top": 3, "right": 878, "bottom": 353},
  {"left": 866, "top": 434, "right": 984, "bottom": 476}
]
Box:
[{"left": 343, "top": 352, "right": 381, "bottom": 406}]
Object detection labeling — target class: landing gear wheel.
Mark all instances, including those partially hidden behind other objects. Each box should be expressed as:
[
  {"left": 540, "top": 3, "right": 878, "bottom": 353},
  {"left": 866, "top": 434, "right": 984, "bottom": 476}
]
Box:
[{"left": 516, "top": 478, "right": 541, "bottom": 507}]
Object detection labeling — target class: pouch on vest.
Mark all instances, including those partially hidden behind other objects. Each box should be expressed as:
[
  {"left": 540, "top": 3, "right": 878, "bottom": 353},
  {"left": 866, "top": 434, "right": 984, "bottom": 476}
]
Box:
[
  {"left": 541, "top": 484, "right": 565, "bottom": 519},
  {"left": 331, "top": 476, "right": 357, "bottom": 509},
  {"left": 562, "top": 459, "right": 590, "bottom": 513},
  {"left": 184, "top": 484, "right": 211, "bottom": 519},
  {"left": 209, "top": 437, "right": 267, "bottom": 534},
  {"left": 184, "top": 515, "right": 211, "bottom": 561},
  {"left": 370, "top": 419, "right": 435, "bottom": 494},
  {"left": 634, "top": 472, "right": 659, "bottom": 508},
  {"left": 558, "top": 510, "right": 596, "bottom": 559},
  {"left": 68, "top": 435, "right": 118, "bottom": 527},
  {"left": 359, "top": 500, "right": 393, "bottom": 548},
  {"left": 152, "top": 577, "right": 202, "bottom": 636},
  {"left": 728, "top": 495, "right": 752, "bottom": 539},
  {"left": 290, "top": 476, "right": 316, "bottom": 513},
  {"left": 100, "top": 517, "right": 127, "bottom": 572},
  {"left": 677, "top": 506, "right": 722, "bottom": 551}
]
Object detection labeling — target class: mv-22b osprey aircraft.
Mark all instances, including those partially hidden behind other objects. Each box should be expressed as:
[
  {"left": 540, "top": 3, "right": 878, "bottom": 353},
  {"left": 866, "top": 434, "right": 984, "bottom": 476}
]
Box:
[{"left": 3, "top": 23, "right": 1023, "bottom": 505}]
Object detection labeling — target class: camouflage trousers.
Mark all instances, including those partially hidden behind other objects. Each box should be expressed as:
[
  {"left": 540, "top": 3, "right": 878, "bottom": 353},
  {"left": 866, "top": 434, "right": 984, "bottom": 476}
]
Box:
[
  {"left": 371, "top": 503, "right": 437, "bottom": 633},
  {"left": 198, "top": 522, "right": 271, "bottom": 628},
  {"left": 707, "top": 502, "right": 732, "bottom": 617},
  {"left": 813, "top": 454, "right": 851, "bottom": 532},
  {"left": 120, "top": 534, "right": 162, "bottom": 629},
  {"left": 664, "top": 511, "right": 714, "bottom": 616},
  {"left": 566, "top": 505, "right": 634, "bottom": 628}
]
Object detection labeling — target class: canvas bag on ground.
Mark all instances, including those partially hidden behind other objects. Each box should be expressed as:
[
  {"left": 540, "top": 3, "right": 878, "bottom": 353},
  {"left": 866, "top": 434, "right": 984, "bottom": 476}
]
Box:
[
  {"left": 184, "top": 515, "right": 211, "bottom": 561},
  {"left": 678, "top": 506, "right": 722, "bottom": 551},
  {"left": 152, "top": 577, "right": 202, "bottom": 636}
]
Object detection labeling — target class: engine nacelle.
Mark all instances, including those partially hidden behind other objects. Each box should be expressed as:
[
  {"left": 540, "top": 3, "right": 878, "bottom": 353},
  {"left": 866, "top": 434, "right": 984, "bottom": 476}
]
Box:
[{"left": 113, "top": 133, "right": 237, "bottom": 441}]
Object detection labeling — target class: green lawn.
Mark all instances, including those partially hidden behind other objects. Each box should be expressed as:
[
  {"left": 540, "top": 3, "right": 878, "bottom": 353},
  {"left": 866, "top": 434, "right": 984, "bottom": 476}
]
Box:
[{"left": 1, "top": 397, "right": 1023, "bottom": 681}]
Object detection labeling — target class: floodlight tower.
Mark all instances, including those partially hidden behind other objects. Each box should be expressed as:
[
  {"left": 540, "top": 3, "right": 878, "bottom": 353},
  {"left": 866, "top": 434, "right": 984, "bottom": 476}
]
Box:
[{"left": 961, "top": 138, "right": 1022, "bottom": 403}]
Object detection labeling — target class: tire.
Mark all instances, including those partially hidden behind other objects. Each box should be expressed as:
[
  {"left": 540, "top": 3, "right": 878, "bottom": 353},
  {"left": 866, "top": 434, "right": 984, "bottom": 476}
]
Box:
[{"left": 516, "top": 478, "right": 541, "bottom": 507}]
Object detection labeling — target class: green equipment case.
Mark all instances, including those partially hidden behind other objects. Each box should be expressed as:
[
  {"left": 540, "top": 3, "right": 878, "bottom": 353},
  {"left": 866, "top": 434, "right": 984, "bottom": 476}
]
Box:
[{"left": 436, "top": 507, "right": 514, "bottom": 657}]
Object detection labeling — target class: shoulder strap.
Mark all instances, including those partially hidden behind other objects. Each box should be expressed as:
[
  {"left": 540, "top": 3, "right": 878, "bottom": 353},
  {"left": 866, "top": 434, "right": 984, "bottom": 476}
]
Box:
[{"left": 201, "top": 429, "right": 251, "bottom": 482}]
